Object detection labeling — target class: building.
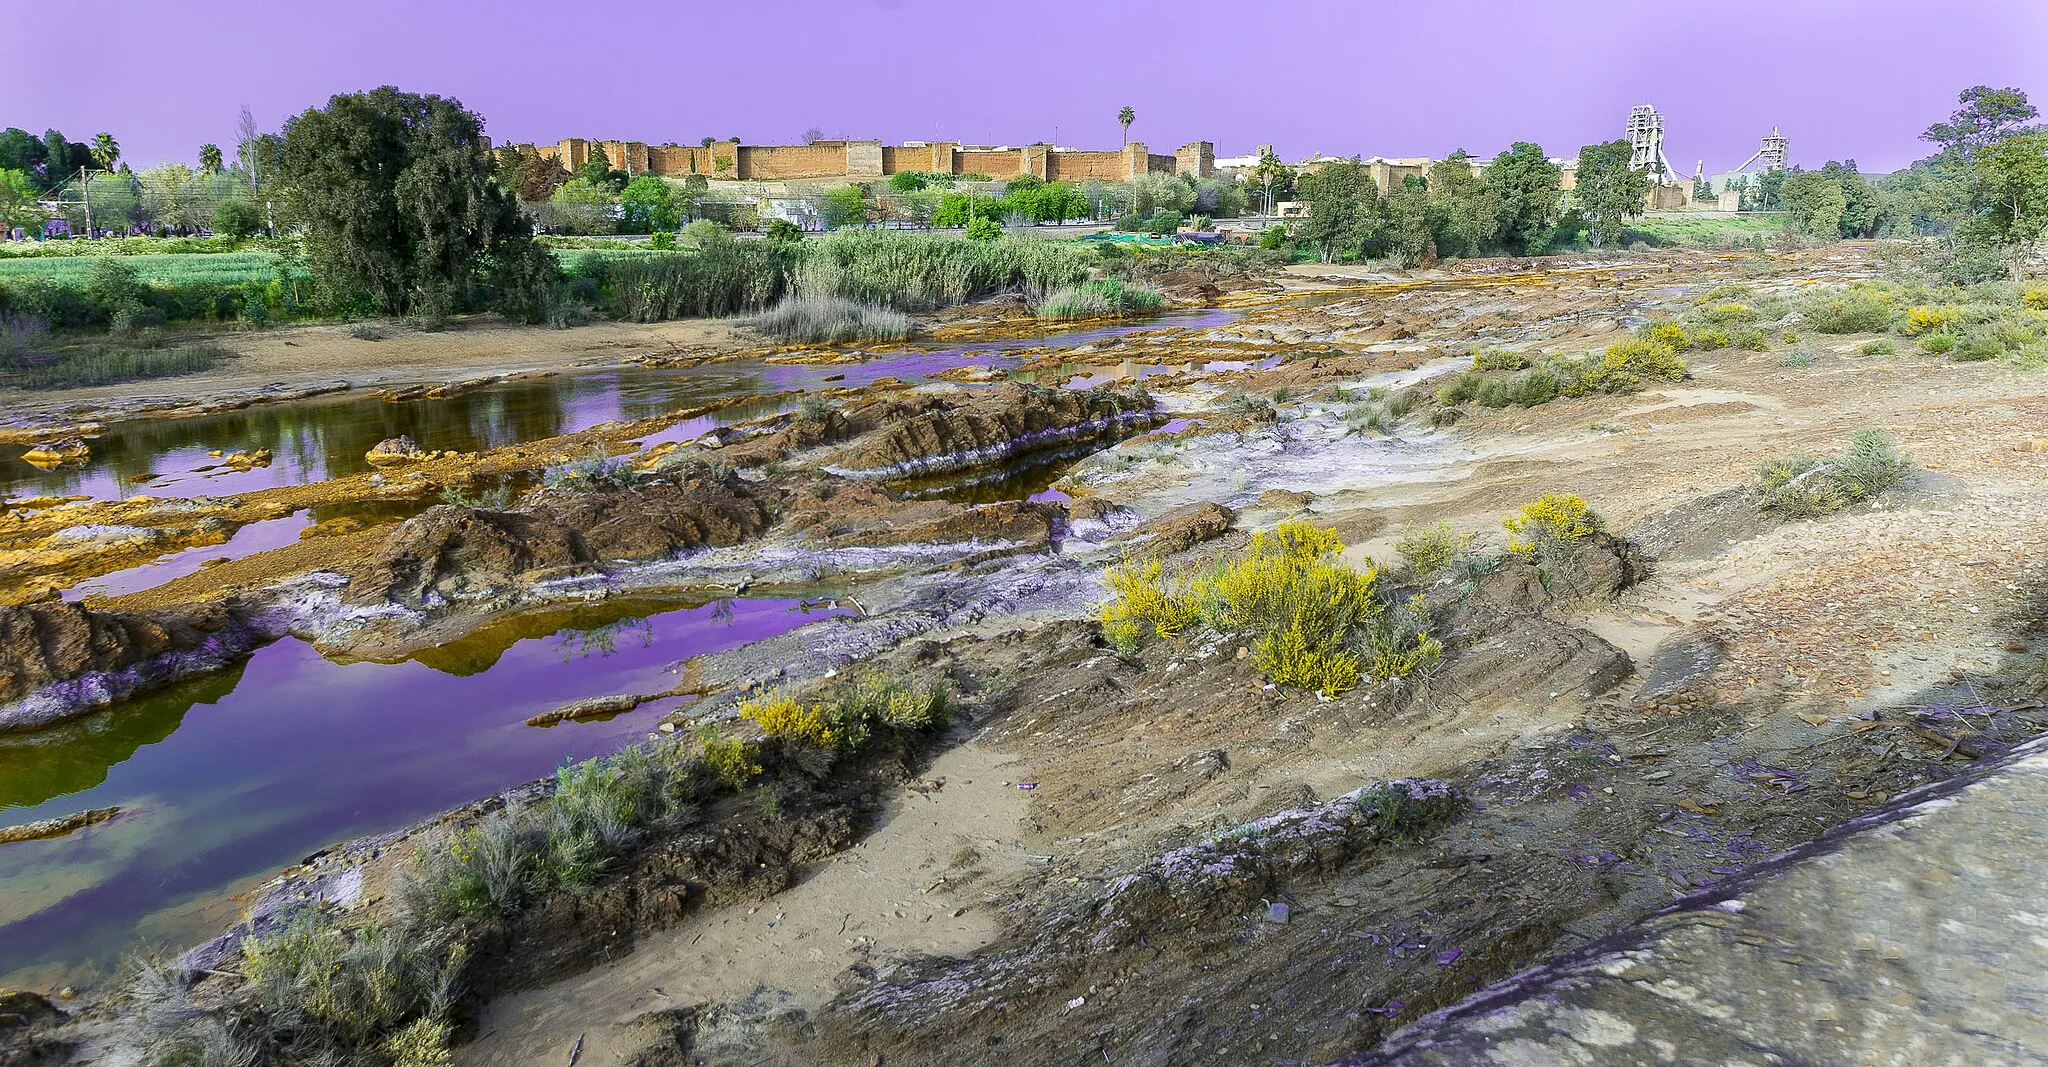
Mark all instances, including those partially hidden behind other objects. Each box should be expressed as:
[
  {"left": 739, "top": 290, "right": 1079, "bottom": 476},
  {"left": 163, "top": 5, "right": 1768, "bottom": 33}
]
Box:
[{"left": 509, "top": 137, "right": 1216, "bottom": 184}]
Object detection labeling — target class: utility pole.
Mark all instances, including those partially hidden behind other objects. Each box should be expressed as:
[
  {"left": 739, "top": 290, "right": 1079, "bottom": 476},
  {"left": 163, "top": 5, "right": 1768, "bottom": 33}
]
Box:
[{"left": 80, "top": 166, "right": 92, "bottom": 238}]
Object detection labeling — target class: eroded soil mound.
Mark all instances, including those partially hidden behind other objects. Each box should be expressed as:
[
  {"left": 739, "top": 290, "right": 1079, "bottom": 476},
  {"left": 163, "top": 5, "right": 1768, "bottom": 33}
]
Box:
[
  {"left": 345, "top": 469, "right": 774, "bottom": 607},
  {"left": 0, "top": 600, "right": 261, "bottom": 730},
  {"left": 824, "top": 384, "right": 1156, "bottom": 480}
]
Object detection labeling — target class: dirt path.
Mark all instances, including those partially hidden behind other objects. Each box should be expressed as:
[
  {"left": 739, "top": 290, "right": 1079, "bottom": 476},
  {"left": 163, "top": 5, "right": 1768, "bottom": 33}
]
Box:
[{"left": 457, "top": 739, "right": 1031, "bottom": 1067}]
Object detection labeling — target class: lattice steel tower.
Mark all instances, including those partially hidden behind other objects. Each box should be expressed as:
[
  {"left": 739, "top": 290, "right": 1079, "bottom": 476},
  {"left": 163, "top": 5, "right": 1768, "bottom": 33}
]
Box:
[{"left": 1626, "top": 104, "right": 1680, "bottom": 183}]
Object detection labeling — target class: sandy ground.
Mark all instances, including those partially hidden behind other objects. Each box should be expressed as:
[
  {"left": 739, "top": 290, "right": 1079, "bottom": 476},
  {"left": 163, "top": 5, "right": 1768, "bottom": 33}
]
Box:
[
  {"left": 458, "top": 740, "right": 1031, "bottom": 1067},
  {"left": 0, "top": 315, "right": 745, "bottom": 427}
]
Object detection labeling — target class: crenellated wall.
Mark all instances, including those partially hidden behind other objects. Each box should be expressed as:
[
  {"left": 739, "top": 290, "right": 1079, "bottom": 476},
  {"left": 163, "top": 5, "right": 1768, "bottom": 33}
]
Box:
[{"left": 512, "top": 137, "right": 1217, "bottom": 184}]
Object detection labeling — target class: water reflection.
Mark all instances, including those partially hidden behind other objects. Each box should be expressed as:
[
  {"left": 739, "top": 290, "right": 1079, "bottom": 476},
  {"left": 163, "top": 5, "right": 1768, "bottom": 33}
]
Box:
[
  {"left": 2, "top": 310, "right": 1241, "bottom": 506},
  {"left": 0, "top": 595, "right": 847, "bottom": 989}
]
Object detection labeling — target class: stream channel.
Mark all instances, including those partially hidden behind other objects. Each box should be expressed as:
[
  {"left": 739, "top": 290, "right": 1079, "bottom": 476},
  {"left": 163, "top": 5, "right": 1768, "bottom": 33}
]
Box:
[{"left": 0, "top": 310, "right": 1251, "bottom": 990}]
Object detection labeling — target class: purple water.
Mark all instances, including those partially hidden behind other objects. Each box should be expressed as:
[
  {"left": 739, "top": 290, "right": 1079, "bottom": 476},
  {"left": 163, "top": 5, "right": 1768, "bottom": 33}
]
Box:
[
  {"left": 0, "top": 595, "right": 847, "bottom": 991},
  {"left": 2, "top": 310, "right": 1243, "bottom": 507},
  {"left": 60, "top": 511, "right": 316, "bottom": 602}
]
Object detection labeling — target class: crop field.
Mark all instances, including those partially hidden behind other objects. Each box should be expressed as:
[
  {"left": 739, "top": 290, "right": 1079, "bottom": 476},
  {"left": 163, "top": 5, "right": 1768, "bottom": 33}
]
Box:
[{"left": 0, "top": 252, "right": 293, "bottom": 286}]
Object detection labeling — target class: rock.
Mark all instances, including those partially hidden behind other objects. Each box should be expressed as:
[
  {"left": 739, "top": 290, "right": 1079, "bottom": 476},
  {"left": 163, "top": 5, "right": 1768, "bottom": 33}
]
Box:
[
  {"left": 1255, "top": 489, "right": 1316, "bottom": 511},
  {"left": 824, "top": 384, "right": 1156, "bottom": 480},
  {"left": 1121, "top": 501, "right": 1236, "bottom": 555},
  {"left": 0, "top": 990, "right": 63, "bottom": 1030},
  {"left": 0, "top": 806, "right": 121, "bottom": 845},
  {"left": 221, "top": 448, "right": 272, "bottom": 470},
  {"left": 1265, "top": 902, "right": 1292, "bottom": 924},
  {"left": 365, "top": 435, "right": 426, "bottom": 465},
  {"left": 1339, "top": 744, "right": 2048, "bottom": 1066},
  {"left": 19, "top": 437, "right": 89, "bottom": 467},
  {"left": 0, "top": 600, "right": 261, "bottom": 731},
  {"left": 345, "top": 474, "right": 774, "bottom": 607},
  {"left": 525, "top": 694, "right": 646, "bottom": 727}
]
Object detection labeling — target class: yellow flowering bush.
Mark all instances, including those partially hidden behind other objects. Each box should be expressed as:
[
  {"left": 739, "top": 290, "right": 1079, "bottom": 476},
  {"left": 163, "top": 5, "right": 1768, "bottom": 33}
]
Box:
[
  {"left": 2023, "top": 288, "right": 2048, "bottom": 311},
  {"left": 1503, "top": 493, "right": 1602, "bottom": 558},
  {"left": 1647, "top": 322, "right": 1690, "bottom": 350},
  {"left": 698, "top": 730, "right": 761, "bottom": 790},
  {"left": 1097, "top": 518, "right": 1440, "bottom": 696},
  {"left": 740, "top": 691, "right": 838, "bottom": 749},
  {"left": 1903, "top": 306, "right": 1955, "bottom": 336}
]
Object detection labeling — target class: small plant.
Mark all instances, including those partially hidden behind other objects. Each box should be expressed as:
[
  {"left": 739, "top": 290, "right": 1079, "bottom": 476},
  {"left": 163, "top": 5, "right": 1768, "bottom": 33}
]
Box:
[
  {"left": 1920, "top": 332, "right": 1957, "bottom": 355},
  {"left": 437, "top": 482, "right": 514, "bottom": 509},
  {"left": 741, "top": 691, "right": 839, "bottom": 749},
  {"left": 1647, "top": 322, "right": 1691, "bottom": 349},
  {"left": 1780, "top": 346, "right": 1815, "bottom": 368},
  {"left": 1471, "top": 348, "right": 1529, "bottom": 371},
  {"left": 757, "top": 784, "right": 784, "bottom": 823},
  {"left": 239, "top": 908, "right": 466, "bottom": 1061},
  {"left": 541, "top": 447, "right": 635, "bottom": 491},
  {"left": 349, "top": 322, "right": 385, "bottom": 341},
  {"left": 796, "top": 394, "right": 833, "bottom": 423},
  {"left": 1729, "top": 326, "right": 1769, "bottom": 350},
  {"left": 1394, "top": 521, "right": 1473, "bottom": 577},
  {"left": 648, "top": 230, "right": 676, "bottom": 251},
  {"left": 1221, "top": 389, "right": 1279, "bottom": 425},
  {"left": 748, "top": 294, "right": 912, "bottom": 344},
  {"left": 1756, "top": 429, "right": 1911, "bottom": 519},
  {"left": 1801, "top": 290, "right": 1893, "bottom": 334},
  {"left": 1858, "top": 337, "right": 1896, "bottom": 356},
  {"left": 1503, "top": 493, "right": 1601, "bottom": 559},
  {"left": 699, "top": 728, "right": 762, "bottom": 790},
  {"left": 1903, "top": 305, "right": 1956, "bottom": 336}
]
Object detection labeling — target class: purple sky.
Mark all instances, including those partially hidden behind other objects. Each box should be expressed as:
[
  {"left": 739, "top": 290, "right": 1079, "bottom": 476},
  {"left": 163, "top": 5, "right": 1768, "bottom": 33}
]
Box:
[{"left": 7, "top": 0, "right": 2045, "bottom": 174}]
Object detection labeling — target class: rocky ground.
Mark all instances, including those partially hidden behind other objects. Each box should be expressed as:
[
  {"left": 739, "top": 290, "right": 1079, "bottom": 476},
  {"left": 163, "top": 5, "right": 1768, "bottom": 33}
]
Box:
[{"left": 7, "top": 245, "right": 2048, "bottom": 1066}]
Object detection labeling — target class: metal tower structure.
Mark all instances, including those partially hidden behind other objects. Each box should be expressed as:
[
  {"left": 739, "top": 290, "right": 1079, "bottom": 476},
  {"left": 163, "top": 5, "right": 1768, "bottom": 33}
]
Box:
[
  {"left": 1626, "top": 104, "right": 1680, "bottom": 184},
  {"left": 1734, "top": 126, "right": 1789, "bottom": 173}
]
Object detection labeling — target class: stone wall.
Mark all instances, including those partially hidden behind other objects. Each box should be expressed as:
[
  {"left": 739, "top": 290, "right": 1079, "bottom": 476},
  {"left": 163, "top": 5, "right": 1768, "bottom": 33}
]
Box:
[{"left": 515, "top": 137, "right": 1212, "bottom": 185}]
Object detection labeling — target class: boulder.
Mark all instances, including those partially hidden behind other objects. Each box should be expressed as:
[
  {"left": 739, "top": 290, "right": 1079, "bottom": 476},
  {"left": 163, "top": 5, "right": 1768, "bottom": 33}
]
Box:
[
  {"left": 1120, "top": 501, "right": 1236, "bottom": 555},
  {"left": 19, "top": 438, "right": 89, "bottom": 467},
  {"left": 365, "top": 435, "right": 425, "bottom": 465}
]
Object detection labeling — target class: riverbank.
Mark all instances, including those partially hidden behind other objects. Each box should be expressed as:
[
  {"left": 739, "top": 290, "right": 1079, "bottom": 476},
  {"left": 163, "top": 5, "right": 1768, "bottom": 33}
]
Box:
[{"left": 11, "top": 244, "right": 2048, "bottom": 1067}]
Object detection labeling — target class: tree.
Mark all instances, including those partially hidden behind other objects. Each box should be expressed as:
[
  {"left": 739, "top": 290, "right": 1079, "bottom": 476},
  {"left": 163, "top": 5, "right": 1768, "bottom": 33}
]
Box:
[
  {"left": 1118, "top": 106, "right": 1135, "bottom": 146},
  {"left": 212, "top": 198, "right": 263, "bottom": 239},
  {"left": 1293, "top": 160, "right": 1380, "bottom": 263},
  {"left": 821, "top": 185, "right": 869, "bottom": 228},
  {"left": 1572, "top": 139, "right": 1652, "bottom": 248},
  {"left": 1427, "top": 150, "right": 1499, "bottom": 257},
  {"left": 619, "top": 174, "right": 681, "bottom": 232},
  {"left": 1973, "top": 131, "right": 2048, "bottom": 281},
  {"left": 0, "top": 128, "right": 47, "bottom": 182},
  {"left": 277, "top": 85, "right": 551, "bottom": 316},
  {"left": 0, "top": 168, "right": 40, "bottom": 231},
  {"left": 1249, "top": 149, "right": 1296, "bottom": 214},
  {"left": 1923, "top": 86, "right": 2039, "bottom": 165},
  {"left": 1781, "top": 170, "right": 1848, "bottom": 240},
  {"left": 802, "top": 127, "right": 825, "bottom": 145},
  {"left": 89, "top": 133, "right": 119, "bottom": 171},
  {"left": 1380, "top": 175, "right": 1436, "bottom": 267},
  {"left": 199, "top": 143, "right": 224, "bottom": 175},
  {"left": 1483, "top": 143, "right": 1561, "bottom": 255},
  {"left": 541, "top": 178, "right": 617, "bottom": 234},
  {"left": 235, "top": 105, "right": 266, "bottom": 197},
  {"left": 1821, "top": 161, "right": 1885, "bottom": 238}
]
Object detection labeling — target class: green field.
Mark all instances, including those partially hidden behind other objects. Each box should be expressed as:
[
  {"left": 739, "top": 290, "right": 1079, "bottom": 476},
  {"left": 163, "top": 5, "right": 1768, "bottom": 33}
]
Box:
[
  {"left": 1625, "top": 212, "right": 1790, "bottom": 247},
  {"left": 0, "top": 252, "right": 292, "bottom": 285}
]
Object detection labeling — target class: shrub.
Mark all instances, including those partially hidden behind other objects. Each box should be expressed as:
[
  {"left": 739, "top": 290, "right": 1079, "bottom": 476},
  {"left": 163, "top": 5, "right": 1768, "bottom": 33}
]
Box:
[
  {"left": 741, "top": 691, "right": 839, "bottom": 748},
  {"left": 211, "top": 199, "right": 264, "bottom": 240},
  {"left": 1801, "top": 290, "right": 1892, "bottom": 334},
  {"left": 699, "top": 729, "right": 762, "bottom": 790},
  {"left": 1573, "top": 338, "right": 1685, "bottom": 394},
  {"left": 541, "top": 448, "right": 634, "bottom": 491},
  {"left": 1395, "top": 521, "right": 1473, "bottom": 576},
  {"left": 747, "top": 294, "right": 912, "bottom": 343},
  {"left": 1098, "top": 519, "right": 1439, "bottom": 696},
  {"left": 1729, "top": 326, "right": 1769, "bottom": 350},
  {"left": 1756, "top": 429, "right": 1911, "bottom": 518},
  {"left": 765, "top": 218, "right": 804, "bottom": 243},
  {"left": 1647, "top": 322, "right": 1691, "bottom": 349},
  {"left": 648, "top": 230, "right": 676, "bottom": 251},
  {"left": 1471, "top": 348, "right": 1529, "bottom": 371},
  {"left": 1503, "top": 493, "right": 1601, "bottom": 558},
  {"left": 241, "top": 908, "right": 465, "bottom": 1060},
  {"left": 1920, "top": 332, "right": 1957, "bottom": 354},
  {"left": 965, "top": 216, "right": 1002, "bottom": 241},
  {"left": 1037, "top": 278, "right": 1164, "bottom": 320},
  {"left": 1859, "top": 337, "right": 1896, "bottom": 355},
  {"left": 1690, "top": 327, "right": 1731, "bottom": 350},
  {"left": 2023, "top": 287, "right": 2048, "bottom": 310},
  {"left": 1702, "top": 302, "right": 1756, "bottom": 323},
  {"left": 1902, "top": 305, "right": 1955, "bottom": 336},
  {"left": 1952, "top": 331, "right": 2003, "bottom": 362}
]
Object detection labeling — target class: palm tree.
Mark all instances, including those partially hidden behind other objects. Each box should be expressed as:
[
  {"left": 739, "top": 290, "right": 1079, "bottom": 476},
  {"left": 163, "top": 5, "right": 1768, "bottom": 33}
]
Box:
[
  {"left": 89, "top": 132, "right": 119, "bottom": 171},
  {"left": 1118, "top": 106, "right": 1135, "bottom": 146},
  {"left": 198, "top": 143, "right": 223, "bottom": 175}
]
